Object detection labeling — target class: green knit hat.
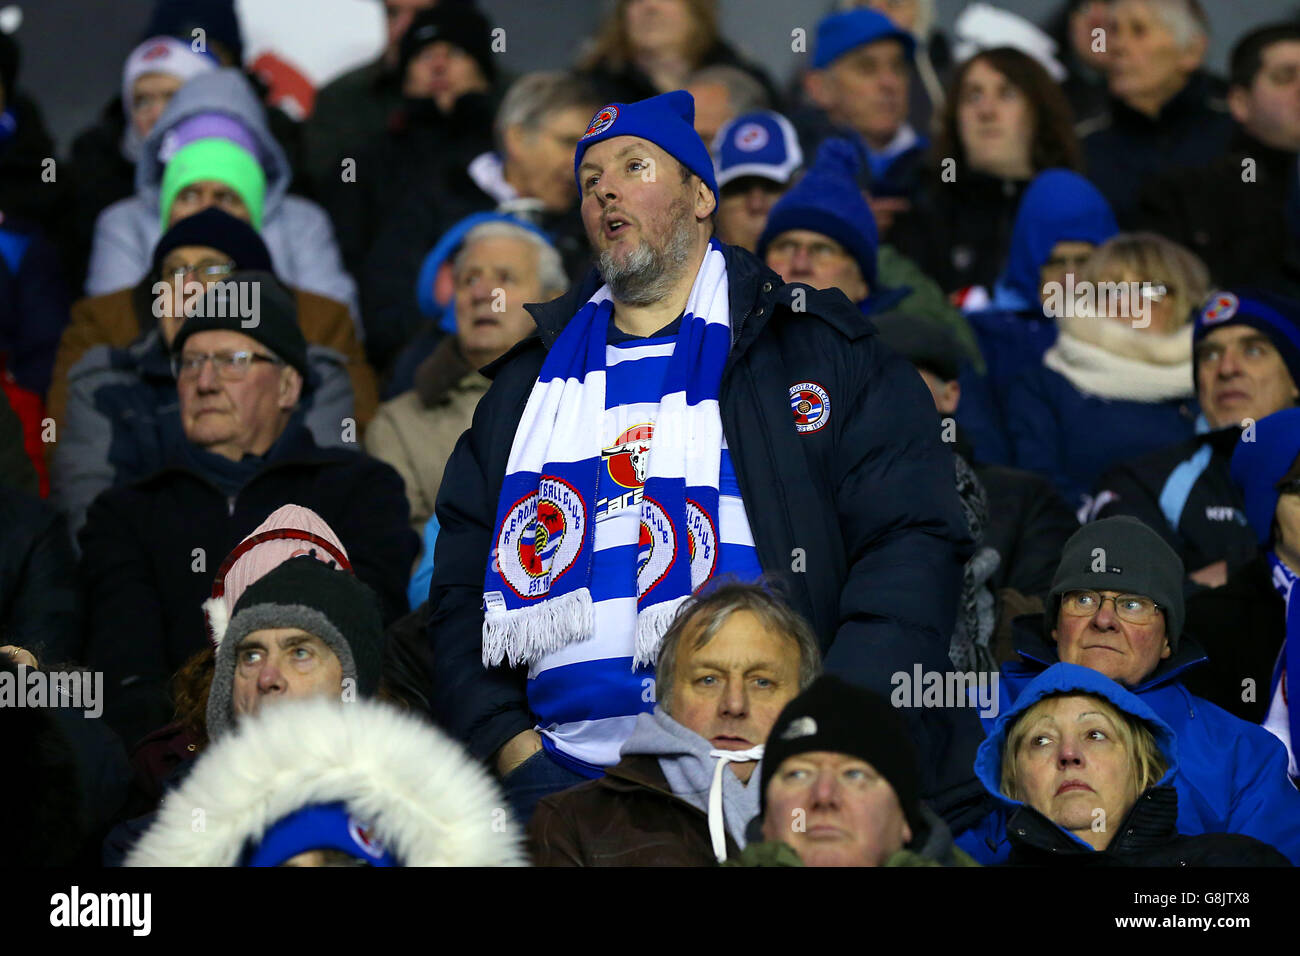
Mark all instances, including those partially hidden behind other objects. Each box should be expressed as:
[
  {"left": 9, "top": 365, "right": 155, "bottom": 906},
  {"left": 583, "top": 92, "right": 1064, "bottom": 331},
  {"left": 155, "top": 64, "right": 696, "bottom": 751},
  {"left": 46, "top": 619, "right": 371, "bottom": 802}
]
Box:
[{"left": 159, "top": 137, "right": 266, "bottom": 231}]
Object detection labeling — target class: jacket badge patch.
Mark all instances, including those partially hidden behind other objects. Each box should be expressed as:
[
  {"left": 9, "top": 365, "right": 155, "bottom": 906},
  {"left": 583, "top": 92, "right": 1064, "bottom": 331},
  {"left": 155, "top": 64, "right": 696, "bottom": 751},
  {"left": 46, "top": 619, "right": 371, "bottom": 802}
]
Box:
[{"left": 790, "top": 382, "right": 830, "bottom": 433}]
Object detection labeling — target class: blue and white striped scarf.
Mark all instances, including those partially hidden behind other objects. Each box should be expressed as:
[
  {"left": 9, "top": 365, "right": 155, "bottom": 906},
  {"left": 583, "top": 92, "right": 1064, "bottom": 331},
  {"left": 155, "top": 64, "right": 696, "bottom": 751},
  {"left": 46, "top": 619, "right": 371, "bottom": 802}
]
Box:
[
  {"left": 1265, "top": 552, "right": 1299, "bottom": 777},
  {"left": 483, "top": 241, "right": 731, "bottom": 669}
]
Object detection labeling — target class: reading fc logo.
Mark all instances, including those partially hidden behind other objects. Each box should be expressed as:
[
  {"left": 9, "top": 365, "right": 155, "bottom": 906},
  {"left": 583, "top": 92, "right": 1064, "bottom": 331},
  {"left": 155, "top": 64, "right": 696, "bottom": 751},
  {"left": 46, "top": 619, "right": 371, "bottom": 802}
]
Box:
[
  {"left": 685, "top": 499, "right": 717, "bottom": 589},
  {"left": 347, "top": 817, "right": 387, "bottom": 859},
  {"left": 497, "top": 477, "right": 587, "bottom": 599},
  {"left": 637, "top": 497, "right": 677, "bottom": 597},
  {"left": 583, "top": 105, "right": 619, "bottom": 139},
  {"left": 734, "top": 121, "right": 769, "bottom": 152},
  {"left": 789, "top": 381, "right": 830, "bottom": 433},
  {"left": 1201, "top": 292, "right": 1238, "bottom": 325}
]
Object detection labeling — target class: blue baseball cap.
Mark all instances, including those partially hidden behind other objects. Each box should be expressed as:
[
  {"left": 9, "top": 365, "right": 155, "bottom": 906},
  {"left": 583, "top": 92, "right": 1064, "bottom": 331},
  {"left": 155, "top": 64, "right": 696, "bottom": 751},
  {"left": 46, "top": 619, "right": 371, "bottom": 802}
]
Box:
[
  {"left": 814, "top": 8, "right": 916, "bottom": 69},
  {"left": 244, "top": 802, "right": 400, "bottom": 867},
  {"left": 712, "top": 110, "right": 804, "bottom": 190},
  {"left": 573, "top": 90, "right": 718, "bottom": 202}
]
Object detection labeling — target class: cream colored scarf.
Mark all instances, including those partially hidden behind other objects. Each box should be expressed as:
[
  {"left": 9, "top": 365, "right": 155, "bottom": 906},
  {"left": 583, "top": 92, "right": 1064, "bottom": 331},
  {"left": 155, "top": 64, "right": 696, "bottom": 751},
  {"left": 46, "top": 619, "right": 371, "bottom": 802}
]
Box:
[{"left": 1043, "top": 313, "right": 1194, "bottom": 403}]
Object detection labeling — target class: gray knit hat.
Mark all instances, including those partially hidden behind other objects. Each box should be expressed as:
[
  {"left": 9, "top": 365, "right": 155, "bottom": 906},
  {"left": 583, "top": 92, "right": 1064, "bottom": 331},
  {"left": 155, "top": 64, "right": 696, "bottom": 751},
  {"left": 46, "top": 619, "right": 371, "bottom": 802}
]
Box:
[
  {"left": 1048, "top": 516, "right": 1185, "bottom": 649},
  {"left": 206, "top": 556, "right": 385, "bottom": 739}
]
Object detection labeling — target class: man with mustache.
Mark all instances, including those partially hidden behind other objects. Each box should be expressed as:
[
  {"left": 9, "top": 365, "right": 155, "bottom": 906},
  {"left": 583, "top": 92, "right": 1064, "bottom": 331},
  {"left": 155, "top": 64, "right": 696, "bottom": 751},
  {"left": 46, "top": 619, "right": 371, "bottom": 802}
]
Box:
[
  {"left": 426, "top": 88, "right": 979, "bottom": 829},
  {"left": 528, "top": 583, "right": 819, "bottom": 866}
]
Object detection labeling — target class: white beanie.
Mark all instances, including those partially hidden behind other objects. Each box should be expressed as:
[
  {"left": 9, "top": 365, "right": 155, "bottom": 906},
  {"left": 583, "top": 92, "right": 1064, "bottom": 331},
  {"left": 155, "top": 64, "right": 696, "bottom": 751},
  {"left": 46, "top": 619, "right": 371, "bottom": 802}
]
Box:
[
  {"left": 121, "top": 35, "right": 218, "bottom": 118},
  {"left": 952, "top": 2, "right": 1068, "bottom": 82}
]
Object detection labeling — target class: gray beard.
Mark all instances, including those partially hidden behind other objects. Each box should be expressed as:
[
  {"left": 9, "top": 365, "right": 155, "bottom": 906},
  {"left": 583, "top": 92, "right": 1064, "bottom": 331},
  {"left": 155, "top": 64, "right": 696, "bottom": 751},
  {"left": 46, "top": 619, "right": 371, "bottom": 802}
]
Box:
[{"left": 597, "top": 203, "right": 695, "bottom": 306}]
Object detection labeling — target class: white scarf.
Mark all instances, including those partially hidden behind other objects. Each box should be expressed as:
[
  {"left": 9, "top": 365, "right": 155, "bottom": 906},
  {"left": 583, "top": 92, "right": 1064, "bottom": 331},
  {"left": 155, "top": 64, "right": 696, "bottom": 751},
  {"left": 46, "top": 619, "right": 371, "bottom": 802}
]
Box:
[{"left": 1043, "top": 313, "right": 1194, "bottom": 403}]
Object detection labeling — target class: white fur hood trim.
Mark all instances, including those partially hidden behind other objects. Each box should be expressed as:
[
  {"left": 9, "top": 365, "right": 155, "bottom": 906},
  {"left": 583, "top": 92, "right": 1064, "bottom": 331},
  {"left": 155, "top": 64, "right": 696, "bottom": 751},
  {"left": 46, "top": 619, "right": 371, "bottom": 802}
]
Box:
[{"left": 125, "top": 698, "right": 528, "bottom": 867}]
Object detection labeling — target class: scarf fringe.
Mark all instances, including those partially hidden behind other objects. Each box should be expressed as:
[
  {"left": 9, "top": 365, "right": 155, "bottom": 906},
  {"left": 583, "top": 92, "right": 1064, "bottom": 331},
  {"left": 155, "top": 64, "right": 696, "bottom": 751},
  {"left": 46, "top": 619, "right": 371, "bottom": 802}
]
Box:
[
  {"left": 634, "top": 596, "right": 690, "bottom": 668},
  {"left": 483, "top": 589, "right": 595, "bottom": 668}
]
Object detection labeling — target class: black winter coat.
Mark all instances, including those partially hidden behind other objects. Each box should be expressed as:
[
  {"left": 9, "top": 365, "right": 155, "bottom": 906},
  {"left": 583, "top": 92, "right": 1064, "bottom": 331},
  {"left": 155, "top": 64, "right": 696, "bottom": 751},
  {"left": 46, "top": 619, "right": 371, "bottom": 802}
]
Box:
[
  {"left": 1091, "top": 427, "right": 1257, "bottom": 580},
  {"left": 426, "top": 242, "right": 988, "bottom": 826},
  {"left": 1005, "top": 785, "right": 1289, "bottom": 866},
  {"left": 78, "top": 426, "right": 418, "bottom": 747},
  {"left": 1081, "top": 71, "right": 1234, "bottom": 227},
  {"left": 0, "top": 485, "right": 82, "bottom": 663},
  {"left": 1183, "top": 554, "right": 1287, "bottom": 724},
  {"left": 1137, "top": 126, "right": 1298, "bottom": 288},
  {"left": 892, "top": 170, "right": 1030, "bottom": 295},
  {"left": 320, "top": 90, "right": 496, "bottom": 280}
]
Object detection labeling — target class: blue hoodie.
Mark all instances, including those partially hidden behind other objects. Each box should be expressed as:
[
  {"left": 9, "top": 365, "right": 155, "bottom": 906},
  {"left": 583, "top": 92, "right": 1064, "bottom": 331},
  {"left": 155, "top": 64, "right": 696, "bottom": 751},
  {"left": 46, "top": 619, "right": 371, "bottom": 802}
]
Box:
[
  {"left": 958, "top": 618, "right": 1300, "bottom": 864},
  {"left": 974, "top": 662, "right": 1180, "bottom": 854},
  {"left": 958, "top": 170, "right": 1121, "bottom": 466}
]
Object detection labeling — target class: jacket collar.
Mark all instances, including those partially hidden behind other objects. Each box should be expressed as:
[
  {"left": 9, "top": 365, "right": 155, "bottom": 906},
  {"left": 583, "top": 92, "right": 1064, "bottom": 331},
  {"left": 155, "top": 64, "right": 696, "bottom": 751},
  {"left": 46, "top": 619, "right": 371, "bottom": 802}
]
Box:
[
  {"left": 414, "top": 335, "right": 481, "bottom": 407},
  {"left": 1229, "top": 123, "right": 1297, "bottom": 176},
  {"left": 1009, "top": 613, "right": 1209, "bottom": 691},
  {"left": 518, "top": 240, "right": 853, "bottom": 371},
  {"left": 1108, "top": 70, "right": 1219, "bottom": 129},
  {"left": 1007, "top": 784, "right": 1180, "bottom": 861}
]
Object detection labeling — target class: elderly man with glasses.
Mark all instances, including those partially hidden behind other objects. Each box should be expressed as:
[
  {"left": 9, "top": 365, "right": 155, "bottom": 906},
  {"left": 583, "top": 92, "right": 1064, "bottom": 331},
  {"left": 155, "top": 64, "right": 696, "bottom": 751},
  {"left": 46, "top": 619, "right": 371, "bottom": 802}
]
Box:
[
  {"left": 51, "top": 211, "right": 376, "bottom": 539},
  {"left": 955, "top": 514, "right": 1300, "bottom": 865},
  {"left": 77, "top": 271, "right": 417, "bottom": 749}
]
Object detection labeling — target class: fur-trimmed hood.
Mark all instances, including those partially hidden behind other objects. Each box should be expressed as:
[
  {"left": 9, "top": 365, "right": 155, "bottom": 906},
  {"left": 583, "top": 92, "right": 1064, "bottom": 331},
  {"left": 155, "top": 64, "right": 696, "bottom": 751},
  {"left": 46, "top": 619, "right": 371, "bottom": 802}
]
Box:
[{"left": 125, "top": 697, "right": 528, "bottom": 866}]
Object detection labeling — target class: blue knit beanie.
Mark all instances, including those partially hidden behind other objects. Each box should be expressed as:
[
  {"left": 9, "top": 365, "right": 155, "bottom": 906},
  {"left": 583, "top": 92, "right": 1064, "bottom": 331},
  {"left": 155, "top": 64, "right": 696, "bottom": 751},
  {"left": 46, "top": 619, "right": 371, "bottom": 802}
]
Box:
[
  {"left": 814, "top": 8, "right": 915, "bottom": 69},
  {"left": 1194, "top": 288, "right": 1300, "bottom": 396},
  {"left": 756, "top": 137, "right": 878, "bottom": 287},
  {"left": 1230, "top": 407, "right": 1300, "bottom": 547},
  {"left": 573, "top": 90, "right": 718, "bottom": 202},
  {"left": 244, "top": 802, "right": 399, "bottom": 867}
]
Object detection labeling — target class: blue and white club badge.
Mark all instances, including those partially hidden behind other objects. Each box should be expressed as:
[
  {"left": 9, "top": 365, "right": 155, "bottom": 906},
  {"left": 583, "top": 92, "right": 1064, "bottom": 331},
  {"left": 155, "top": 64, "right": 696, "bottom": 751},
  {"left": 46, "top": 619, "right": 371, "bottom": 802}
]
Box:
[
  {"left": 583, "top": 105, "right": 619, "bottom": 139},
  {"left": 789, "top": 381, "right": 831, "bottom": 434},
  {"left": 1201, "top": 292, "right": 1238, "bottom": 325}
]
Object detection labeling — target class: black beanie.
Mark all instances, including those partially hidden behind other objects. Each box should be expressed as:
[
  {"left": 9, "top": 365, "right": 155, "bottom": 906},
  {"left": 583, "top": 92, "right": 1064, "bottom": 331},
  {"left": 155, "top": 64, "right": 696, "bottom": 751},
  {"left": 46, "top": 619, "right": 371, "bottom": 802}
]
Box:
[
  {"left": 170, "top": 269, "right": 309, "bottom": 379},
  {"left": 1048, "top": 515, "right": 1185, "bottom": 648},
  {"left": 207, "top": 555, "right": 386, "bottom": 738},
  {"left": 399, "top": 5, "right": 496, "bottom": 85},
  {"left": 151, "top": 207, "right": 274, "bottom": 280},
  {"left": 761, "top": 675, "right": 923, "bottom": 837},
  {"left": 145, "top": 0, "right": 244, "bottom": 65}
]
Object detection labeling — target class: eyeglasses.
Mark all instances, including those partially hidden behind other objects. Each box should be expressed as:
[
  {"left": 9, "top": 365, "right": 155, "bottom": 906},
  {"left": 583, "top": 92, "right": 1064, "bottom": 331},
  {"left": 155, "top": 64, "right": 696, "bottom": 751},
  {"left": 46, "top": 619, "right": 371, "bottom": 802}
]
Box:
[
  {"left": 163, "top": 259, "right": 236, "bottom": 284},
  {"left": 172, "top": 350, "right": 283, "bottom": 381},
  {"left": 765, "top": 237, "right": 849, "bottom": 266},
  {"left": 1060, "top": 589, "right": 1163, "bottom": 625}
]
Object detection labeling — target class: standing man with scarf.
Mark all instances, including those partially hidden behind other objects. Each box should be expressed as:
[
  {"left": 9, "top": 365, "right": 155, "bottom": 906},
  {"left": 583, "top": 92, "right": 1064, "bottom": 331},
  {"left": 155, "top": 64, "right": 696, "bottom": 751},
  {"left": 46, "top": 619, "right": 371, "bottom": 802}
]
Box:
[{"left": 426, "top": 90, "right": 977, "bottom": 827}]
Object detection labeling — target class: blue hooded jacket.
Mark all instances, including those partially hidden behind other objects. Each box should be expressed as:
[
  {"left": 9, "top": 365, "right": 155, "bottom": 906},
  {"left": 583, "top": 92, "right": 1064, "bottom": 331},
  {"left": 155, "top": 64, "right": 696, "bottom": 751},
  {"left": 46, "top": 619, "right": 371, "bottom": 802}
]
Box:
[
  {"left": 958, "top": 170, "right": 1121, "bottom": 467},
  {"left": 957, "top": 616, "right": 1300, "bottom": 864},
  {"left": 975, "top": 662, "right": 1179, "bottom": 852}
]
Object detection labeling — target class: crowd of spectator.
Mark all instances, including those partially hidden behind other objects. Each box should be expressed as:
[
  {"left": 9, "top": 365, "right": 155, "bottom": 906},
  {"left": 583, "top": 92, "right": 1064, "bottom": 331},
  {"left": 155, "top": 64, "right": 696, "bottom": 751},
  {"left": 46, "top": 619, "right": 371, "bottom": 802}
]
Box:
[{"left": 3, "top": 0, "right": 1300, "bottom": 870}]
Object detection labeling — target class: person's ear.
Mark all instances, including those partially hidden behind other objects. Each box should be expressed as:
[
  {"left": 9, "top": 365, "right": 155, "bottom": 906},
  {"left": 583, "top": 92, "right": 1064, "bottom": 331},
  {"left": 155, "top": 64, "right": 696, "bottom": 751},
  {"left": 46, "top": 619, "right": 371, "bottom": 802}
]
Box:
[
  {"left": 278, "top": 366, "right": 303, "bottom": 410},
  {"left": 939, "top": 379, "right": 961, "bottom": 414},
  {"left": 1050, "top": 627, "right": 1059, "bottom": 643},
  {"left": 434, "top": 261, "right": 457, "bottom": 308},
  {"left": 1180, "top": 34, "right": 1208, "bottom": 73},
  {"left": 1161, "top": 640, "right": 1172, "bottom": 660},
  {"left": 1227, "top": 85, "right": 1252, "bottom": 126},
  {"left": 900, "top": 818, "right": 913, "bottom": 847},
  {"left": 501, "top": 123, "right": 526, "bottom": 164},
  {"left": 696, "top": 178, "right": 717, "bottom": 220},
  {"left": 803, "top": 69, "right": 831, "bottom": 109}
]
